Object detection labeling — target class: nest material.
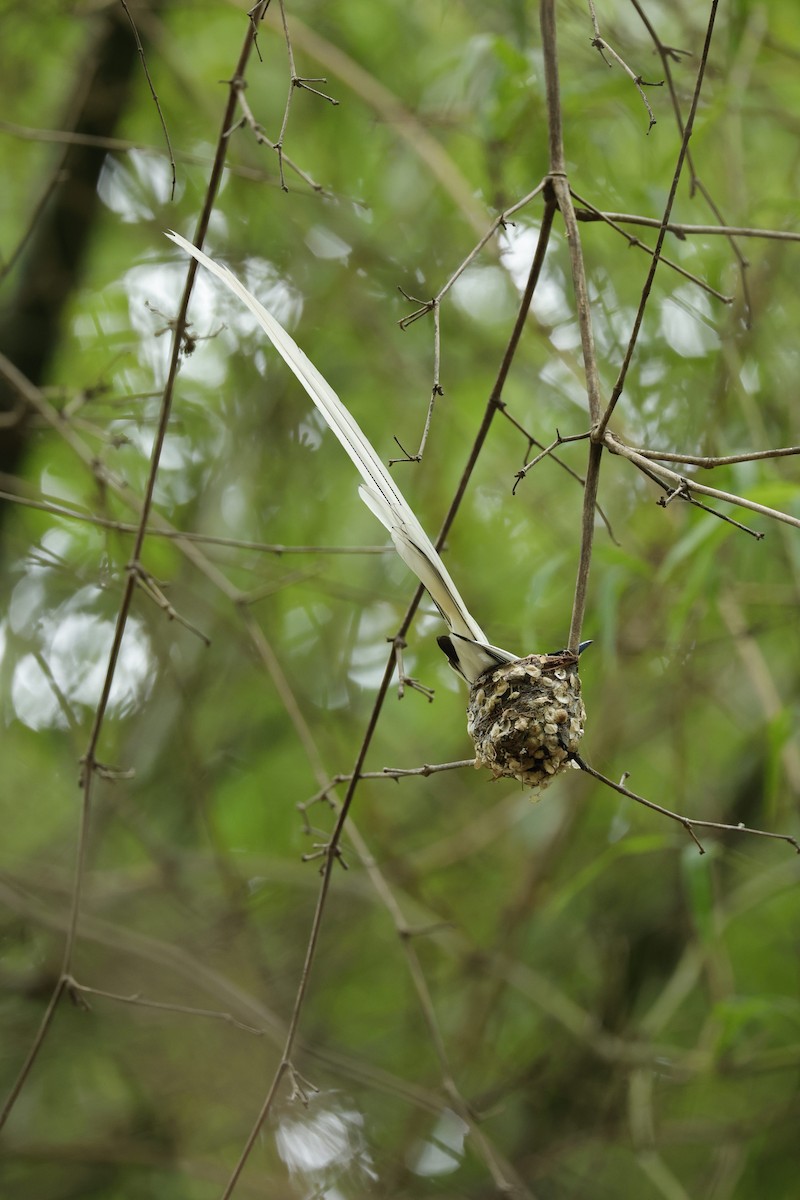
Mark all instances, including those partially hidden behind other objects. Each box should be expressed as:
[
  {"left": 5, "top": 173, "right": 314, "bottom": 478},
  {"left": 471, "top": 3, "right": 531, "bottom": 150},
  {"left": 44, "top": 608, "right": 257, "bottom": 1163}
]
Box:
[{"left": 466, "top": 651, "right": 586, "bottom": 793}]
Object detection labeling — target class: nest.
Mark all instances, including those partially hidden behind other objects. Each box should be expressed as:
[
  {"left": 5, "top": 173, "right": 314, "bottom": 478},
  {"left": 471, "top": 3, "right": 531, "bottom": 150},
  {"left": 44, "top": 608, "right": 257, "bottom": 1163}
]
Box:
[{"left": 466, "top": 651, "right": 586, "bottom": 794}]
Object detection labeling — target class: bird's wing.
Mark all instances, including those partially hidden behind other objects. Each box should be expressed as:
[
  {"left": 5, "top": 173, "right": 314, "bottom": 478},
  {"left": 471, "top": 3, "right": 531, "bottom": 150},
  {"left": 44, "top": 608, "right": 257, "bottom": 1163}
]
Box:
[{"left": 166, "top": 231, "right": 517, "bottom": 680}]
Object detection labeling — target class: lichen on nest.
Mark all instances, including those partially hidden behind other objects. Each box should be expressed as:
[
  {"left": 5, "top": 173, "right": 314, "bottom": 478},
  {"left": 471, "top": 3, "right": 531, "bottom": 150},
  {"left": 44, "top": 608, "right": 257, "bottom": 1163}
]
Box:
[{"left": 466, "top": 652, "right": 586, "bottom": 794}]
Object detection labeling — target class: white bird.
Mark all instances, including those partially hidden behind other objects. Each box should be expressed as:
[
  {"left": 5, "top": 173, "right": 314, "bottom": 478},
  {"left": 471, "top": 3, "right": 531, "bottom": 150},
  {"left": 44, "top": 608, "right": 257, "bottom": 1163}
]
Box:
[{"left": 167, "top": 230, "right": 518, "bottom": 683}]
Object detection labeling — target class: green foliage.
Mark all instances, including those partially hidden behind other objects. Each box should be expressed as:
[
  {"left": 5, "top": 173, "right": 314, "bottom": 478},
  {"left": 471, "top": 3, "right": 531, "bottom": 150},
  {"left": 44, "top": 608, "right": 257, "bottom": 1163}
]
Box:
[{"left": 1, "top": 2, "right": 799, "bottom": 1198}]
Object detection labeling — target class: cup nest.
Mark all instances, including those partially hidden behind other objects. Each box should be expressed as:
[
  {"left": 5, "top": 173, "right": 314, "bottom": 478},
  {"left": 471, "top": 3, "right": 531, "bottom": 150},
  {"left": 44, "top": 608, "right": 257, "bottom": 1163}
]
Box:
[{"left": 466, "top": 651, "right": 586, "bottom": 793}]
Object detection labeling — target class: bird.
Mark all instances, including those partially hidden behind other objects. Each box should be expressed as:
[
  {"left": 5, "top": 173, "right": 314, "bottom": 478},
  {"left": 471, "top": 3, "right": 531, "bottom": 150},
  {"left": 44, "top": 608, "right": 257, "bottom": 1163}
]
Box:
[{"left": 166, "top": 231, "right": 588, "bottom": 790}]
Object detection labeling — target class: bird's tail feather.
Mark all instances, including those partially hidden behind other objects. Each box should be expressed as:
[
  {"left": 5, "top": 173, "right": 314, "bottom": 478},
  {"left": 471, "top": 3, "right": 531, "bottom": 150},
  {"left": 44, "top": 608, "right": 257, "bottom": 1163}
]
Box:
[{"left": 166, "top": 231, "right": 516, "bottom": 681}]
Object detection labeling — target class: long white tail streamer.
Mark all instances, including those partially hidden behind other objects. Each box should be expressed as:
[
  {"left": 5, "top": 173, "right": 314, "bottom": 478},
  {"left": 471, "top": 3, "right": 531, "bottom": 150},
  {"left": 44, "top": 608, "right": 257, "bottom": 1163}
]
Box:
[{"left": 166, "top": 231, "right": 517, "bottom": 682}]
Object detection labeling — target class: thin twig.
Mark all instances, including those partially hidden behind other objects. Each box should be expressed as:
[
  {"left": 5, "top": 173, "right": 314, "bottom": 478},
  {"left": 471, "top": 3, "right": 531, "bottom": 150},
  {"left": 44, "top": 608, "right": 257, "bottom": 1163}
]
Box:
[
  {"left": 277, "top": 0, "right": 338, "bottom": 110},
  {"left": 596, "top": 1, "right": 721, "bottom": 437},
  {"left": 128, "top": 561, "right": 211, "bottom": 645},
  {"left": 230, "top": 81, "right": 326, "bottom": 194},
  {"left": 540, "top": 1, "right": 605, "bottom": 654},
  {"left": 606, "top": 433, "right": 800, "bottom": 531},
  {"left": 570, "top": 188, "right": 732, "bottom": 303},
  {"left": 393, "top": 182, "right": 550, "bottom": 463},
  {"left": 65, "top": 977, "right": 266, "bottom": 1034},
  {"left": 496, "top": 411, "right": 618, "bottom": 542},
  {"left": 298, "top": 761, "right": 476, "bottom": 810},
  {"left": 390, "top": 635, "right": 435, "bottom": 701},
  {"left": 628, "top": 0, "right": 753, "bottom": 322},
  {"left": 285, "top": 14, "right": 493, "bottom": 237},
  {"left": 513, "top": 430, "right": 591, "bottom": 493},
  {"left": 398, "top": 181, "right": 548, "bottom": 331},
  {"left": 118, "top": 0, "right": 176, "bottom": 201},
  {"left": 574, "top": 209, "right": 800, "bottom": 242},
  {"left": 627, "top": 444, "right": 800, "bottom": 468},
  {"left": 381, "top": 759, "right": 476, "bottom": 778},
  {"left": 587, "top": 0, "right": 661, "bottom": 131},
  {"left": 574, "top": 755, "right": 800, "bottom": 856},
  {"left": 657, "top": 487, "right": 763, "bottom": 539},
  {"left": 391, "top": 297, "right": 442, "bottom": 464},
  {"left": 621, "top": 446, "right": 763, "bottom": 537}
]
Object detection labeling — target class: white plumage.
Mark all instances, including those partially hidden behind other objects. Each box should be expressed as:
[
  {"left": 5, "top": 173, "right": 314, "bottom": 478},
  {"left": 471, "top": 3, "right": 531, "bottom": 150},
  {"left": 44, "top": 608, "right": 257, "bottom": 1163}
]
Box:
[{"left": 167, "top": 231, "right": 517, "bottom": 682}]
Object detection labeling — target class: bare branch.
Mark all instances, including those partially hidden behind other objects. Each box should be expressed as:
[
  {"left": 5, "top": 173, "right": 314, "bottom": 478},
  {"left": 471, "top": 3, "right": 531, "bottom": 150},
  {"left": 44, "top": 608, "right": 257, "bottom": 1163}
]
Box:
[
  {"left": 118, "top": 0, "right": 176, "bottom": 200},
  {"left": 229, "top": 79, "right": 327, "bottom": 194},
  {"left": 587, "top": 0, "right": 661, "bottom": 131},
  {"left": 574, "top": 208, "right": 800, "bottom": 243},
  {"left": 570, "top": 188, "right": 732, "bottom": 303},
  {"left": 596, "top": 1, "right": 722, "bottom": 436},
  {"left": 606, "top": 433, "right": 800, "bottom": 531},
  {"left": 575, "top": 756, "right": 800, "bottom": 856},
  {"left": 628, "top": 444, "right": 800, "bottom": 469},
  {"left": 540, "top": 0, "right": 605, "bottom": 653},
  {"left": 628, "top": 0, "right": 753, "bottom": 320},
  {"left": 65, "top": 977, "right": 266, "bottom": 1035}
]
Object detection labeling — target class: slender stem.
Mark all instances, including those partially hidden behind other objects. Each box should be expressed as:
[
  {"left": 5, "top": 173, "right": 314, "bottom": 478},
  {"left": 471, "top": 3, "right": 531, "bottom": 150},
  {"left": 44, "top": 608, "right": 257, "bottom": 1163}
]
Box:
[
  {"left": 568, "top": 440, "right": 603, "bottom": 653},
  {"left": 574, "top": 209, "right": 800, "bottom": 243},
  {"left": 575, "top": 756, "right": 800, "bottom": 856},
  {"left": 596, "top": 1, "right": 721, "bottom": 437},
  {"left": 540, "top": 0, "right": 604, "bottom": 651},
  {"left": 607, "top": 434, "right": 800, "bottom": 530}
]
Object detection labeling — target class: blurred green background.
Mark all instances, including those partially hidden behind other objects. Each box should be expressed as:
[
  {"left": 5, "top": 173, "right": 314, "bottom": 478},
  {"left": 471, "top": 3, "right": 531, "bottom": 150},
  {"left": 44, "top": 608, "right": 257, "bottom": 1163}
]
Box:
[{"left": 1, "top": 1, "right": 799, "bottom": 1197}]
